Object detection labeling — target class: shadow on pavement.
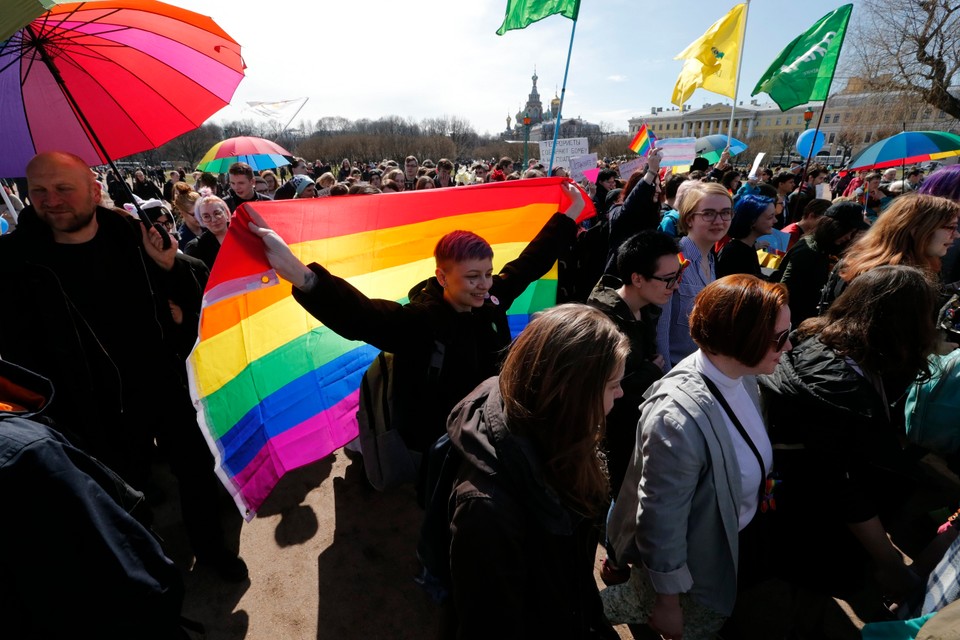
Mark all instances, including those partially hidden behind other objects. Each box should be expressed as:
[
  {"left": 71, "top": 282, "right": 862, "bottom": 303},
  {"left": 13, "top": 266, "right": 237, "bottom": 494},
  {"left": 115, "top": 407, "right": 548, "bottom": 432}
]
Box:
[
  {"left": 316, "top": 455, "right": 438, "bottom": 639},
  {"left": 257, "top": 456, "right": 335, "bottom": 548}
]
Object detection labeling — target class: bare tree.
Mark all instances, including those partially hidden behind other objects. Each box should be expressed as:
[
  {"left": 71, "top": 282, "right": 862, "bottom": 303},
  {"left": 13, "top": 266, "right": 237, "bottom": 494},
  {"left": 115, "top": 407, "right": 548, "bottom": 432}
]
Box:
[
  {"left": 849, "top": 0, "right": 960, "bottom": 119},
  {"left": 594, "top": 135, "right": 632, "bottom": 162},
  {"left": 156, "top": 123, "right": 223, "bottom": 168},
  {"left": 777, "top": 132, "right": 798, "bottom": 165},
  {"left": 834, "top": 130, "right": 859, "bottom": 165}
]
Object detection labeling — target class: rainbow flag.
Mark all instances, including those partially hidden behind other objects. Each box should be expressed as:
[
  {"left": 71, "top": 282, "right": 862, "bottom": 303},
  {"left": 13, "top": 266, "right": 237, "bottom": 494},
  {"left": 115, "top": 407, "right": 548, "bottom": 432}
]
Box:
[
  {"left": 628, "top": 124, "right": 656, "bottom": 156},
  {"left": 187, "top": 177, "right": 592, "bottom": 518}
]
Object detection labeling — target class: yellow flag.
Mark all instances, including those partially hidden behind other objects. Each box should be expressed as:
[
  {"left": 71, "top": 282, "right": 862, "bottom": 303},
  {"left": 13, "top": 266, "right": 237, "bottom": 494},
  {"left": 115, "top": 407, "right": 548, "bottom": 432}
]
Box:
[{"left": 671, "top": 4, "right": 747, "bottom": 107}]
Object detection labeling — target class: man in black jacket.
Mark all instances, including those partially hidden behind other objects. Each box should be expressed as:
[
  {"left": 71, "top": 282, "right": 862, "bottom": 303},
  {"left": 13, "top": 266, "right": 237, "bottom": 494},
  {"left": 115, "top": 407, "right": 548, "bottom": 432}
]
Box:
[
  {"left": 587, "top": 230, "right": 679, "bottom": 498},
  {"left": 0, "top": 151, "right": 246, "bottom": 582},
  {"left": 223, "top": 161, "right": 271, "bottom": 212}
]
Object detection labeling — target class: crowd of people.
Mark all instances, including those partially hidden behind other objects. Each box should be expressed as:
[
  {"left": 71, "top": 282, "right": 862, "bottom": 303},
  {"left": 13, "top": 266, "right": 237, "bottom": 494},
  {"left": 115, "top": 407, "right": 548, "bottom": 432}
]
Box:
[{"left": 3, "top": 144, "right": 960, "bottom": 639}]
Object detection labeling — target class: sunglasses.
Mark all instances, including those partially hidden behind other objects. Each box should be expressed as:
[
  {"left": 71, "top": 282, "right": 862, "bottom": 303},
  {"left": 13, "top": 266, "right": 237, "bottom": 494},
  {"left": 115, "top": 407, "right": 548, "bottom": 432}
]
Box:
[{"left": 772, "top": 324, "right": 792, "bottom": 352}]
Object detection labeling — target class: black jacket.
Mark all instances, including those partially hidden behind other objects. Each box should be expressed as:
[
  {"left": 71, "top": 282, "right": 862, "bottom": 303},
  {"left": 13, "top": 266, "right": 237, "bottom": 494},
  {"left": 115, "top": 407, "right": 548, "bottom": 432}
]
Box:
[
  {"left": 0, "top": 361, "right": 185, "bottom": 640},
  {"left": 775, "top": 235, "right": 835, "bottom": 325},
  {"left": 586, "top": 276, "right": 663, "bottom": 496},
  {"left": 0, "top": 205, "right": 208, "bottom": 483},
  {"left": 445, "top": 379, "right": 617, "bottom": 640},
  {"left": 758, "top": 337, "right": 919, "bottom": 595},
  {"left": 716, "top": 238, "right": 762, "bottom": 279},
  {"left": 184, "top": 229, "right": 222, "bottom": 271},
  {"left": 603, "top": 178, "right": 660, "bottom": 274},
  {"left": 132, "top": 179, "right": 162, "bottom": 202},
  {"left": 223, "top": 190, "right": 271, "bottom": 213},
  {"left": 292, "top": 213, "right": 576, "bottom": 452}
]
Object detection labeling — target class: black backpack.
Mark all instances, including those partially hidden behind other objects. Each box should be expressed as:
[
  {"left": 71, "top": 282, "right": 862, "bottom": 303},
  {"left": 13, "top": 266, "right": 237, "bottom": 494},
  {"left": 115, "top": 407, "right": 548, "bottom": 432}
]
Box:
[{"left": 356, "top": 340, "right": 445, "bottom": 491}]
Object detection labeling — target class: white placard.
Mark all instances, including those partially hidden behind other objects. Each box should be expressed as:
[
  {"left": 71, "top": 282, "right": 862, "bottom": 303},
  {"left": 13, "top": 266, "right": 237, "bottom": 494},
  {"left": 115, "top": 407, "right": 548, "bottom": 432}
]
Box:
[
  {"left": 539, "top": 137, "right": 589, "bottom": 168},
  {"left": 749, "top": 152, "right": 766, "bottom": 179},
  {"left": 657, "top": 137, "right": 697, "bottom": 167},
  {"left": 568, "top": 153, "right": 598, "bottom": 182},
  {"left": 618, "top": 158, "right": 645, "bottom": 179}
]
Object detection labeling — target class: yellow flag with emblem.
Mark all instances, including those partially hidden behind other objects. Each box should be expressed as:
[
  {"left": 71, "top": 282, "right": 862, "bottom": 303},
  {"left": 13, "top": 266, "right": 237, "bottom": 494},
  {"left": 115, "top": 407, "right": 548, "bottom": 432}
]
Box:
[{"left": 671, "top": 4, "right": 746, "bottom": 107}]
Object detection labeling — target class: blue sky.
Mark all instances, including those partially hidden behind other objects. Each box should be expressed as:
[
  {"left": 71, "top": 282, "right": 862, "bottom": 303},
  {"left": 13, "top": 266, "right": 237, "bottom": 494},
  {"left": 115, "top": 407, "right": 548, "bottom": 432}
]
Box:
[{"left": 196, "top": 0, "right": 860, "bottom": 135}]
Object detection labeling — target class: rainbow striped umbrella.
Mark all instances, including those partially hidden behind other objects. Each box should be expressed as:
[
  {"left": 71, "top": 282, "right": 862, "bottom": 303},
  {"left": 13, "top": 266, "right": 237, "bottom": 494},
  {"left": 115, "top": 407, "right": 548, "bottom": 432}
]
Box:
[
  {"left": 847, "top": 131, "right": 960, "bottom": 171},
  {"left": 196, "top": 136, "right": 292, "bottom": 172},
  {"left": 0, "top": 0, "right": 245, "bottom": 177}
]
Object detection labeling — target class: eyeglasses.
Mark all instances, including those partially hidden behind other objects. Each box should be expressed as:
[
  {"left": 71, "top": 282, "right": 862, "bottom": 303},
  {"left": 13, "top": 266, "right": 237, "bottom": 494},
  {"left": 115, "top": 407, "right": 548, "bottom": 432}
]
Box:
[
  {"left": 772, "top": 324, "right": 792, "bottom": 352},
  {"left": 940, "top": 224, "right": 960, "bottom": 234},
  {"left": 200, "top": 210, "right": 226, "bottom": 222},
  {"left": 694, "top": 208, "right": 733, "bottom": 222},
  {"left": 648, "top": 254, "right": 691, "bottom": 288}
]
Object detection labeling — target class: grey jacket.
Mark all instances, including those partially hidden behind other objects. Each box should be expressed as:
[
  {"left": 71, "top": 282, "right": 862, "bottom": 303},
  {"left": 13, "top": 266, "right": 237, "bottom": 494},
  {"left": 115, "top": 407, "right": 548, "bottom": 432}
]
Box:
[{"left": 606, "top": 353, "right": 762, "bottom": 616}]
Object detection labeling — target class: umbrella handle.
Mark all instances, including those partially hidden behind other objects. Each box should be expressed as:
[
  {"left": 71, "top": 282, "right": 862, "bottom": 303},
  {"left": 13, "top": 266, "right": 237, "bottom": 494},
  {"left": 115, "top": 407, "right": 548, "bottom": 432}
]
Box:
[
  {"left": 137, "top": 213, "right": 172, "bottom": 250},
  {"left": 153, "top": 220, "right": 173, "bottom": 250}
]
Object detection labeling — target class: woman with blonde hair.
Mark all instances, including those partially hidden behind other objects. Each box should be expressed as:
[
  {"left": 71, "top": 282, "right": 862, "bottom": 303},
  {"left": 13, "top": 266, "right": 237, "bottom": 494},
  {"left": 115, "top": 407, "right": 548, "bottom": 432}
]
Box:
[
  {"left": 260, "top": 170, "right": 281, "bottom": 199},
  {"left": 445, "top": 303, "right": 628, "bottom": 639},
  {"left": 820, "top": 194, "right": 960, "bottom": 311},
  {"left": 317, "top": 172, "right": 337, "bottom": 190},
  {"left": 656, "top": 182, "right": 733, "bottom": 370},
  {"left": 172, "top": 182, "right": 202, "bottom": 245}
]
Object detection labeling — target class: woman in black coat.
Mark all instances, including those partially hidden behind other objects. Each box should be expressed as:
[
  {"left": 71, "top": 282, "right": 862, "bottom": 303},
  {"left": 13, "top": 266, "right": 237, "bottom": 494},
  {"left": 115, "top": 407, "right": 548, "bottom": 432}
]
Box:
[
  {"left": 760, "top": 266, "right": 944, "bottom": 603},
  {"left": 445, "top": 304, "right": 628, "bottom": 639}
]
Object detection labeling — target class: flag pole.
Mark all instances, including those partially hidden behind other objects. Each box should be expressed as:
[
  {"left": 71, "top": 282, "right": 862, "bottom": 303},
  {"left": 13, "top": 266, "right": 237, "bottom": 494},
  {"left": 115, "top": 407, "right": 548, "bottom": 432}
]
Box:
[
  {"left": 278, "top": 97, "right": 309, "bottom": 138},
  {"left": 799, "top": 98, "right": 828, "bottom": 191},
  {"left": 724, "top": 0, "right": 750, "bottom": 149},
  {"left": 548, "top": 17, "right": 578, "bottom": 173}
]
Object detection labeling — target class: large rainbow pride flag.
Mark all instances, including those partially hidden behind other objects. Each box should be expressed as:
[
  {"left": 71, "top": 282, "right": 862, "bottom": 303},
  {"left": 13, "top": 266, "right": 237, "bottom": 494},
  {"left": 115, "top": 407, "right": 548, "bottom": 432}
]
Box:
[{"left": 187, "top": 177, "right": 592, "bottom": 518}]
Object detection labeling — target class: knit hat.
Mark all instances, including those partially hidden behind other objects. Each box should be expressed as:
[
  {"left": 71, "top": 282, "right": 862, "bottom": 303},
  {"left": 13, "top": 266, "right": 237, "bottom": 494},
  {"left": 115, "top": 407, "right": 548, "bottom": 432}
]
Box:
[{"left": 292, "top": 175, "right": 316, "bottom": 197}]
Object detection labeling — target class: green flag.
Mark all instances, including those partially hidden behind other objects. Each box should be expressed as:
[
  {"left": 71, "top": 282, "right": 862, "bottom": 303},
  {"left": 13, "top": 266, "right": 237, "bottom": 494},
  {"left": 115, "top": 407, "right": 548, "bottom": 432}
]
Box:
[
  {"left": 496, "top": 0, "right": 580, "bottom": 35},
  {"left": 752, "top": 4, "right": 853, "bottom": 111}
]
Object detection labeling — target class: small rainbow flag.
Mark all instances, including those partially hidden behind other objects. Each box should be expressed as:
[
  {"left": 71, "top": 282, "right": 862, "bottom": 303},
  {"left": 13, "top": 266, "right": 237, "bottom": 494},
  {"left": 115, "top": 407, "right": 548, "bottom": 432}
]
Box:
[
  {"left": 628, "top": 124, "right": 656, "bottom": 156},
  {"left": 187, "top": 178, "right": 592, "bottom": 518}
]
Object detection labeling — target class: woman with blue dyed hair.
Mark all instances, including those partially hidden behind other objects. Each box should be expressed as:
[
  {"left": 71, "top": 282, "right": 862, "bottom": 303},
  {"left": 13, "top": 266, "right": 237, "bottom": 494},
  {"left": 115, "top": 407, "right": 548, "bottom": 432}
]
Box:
[{"left": 716, "top": 194, "right": 777, "bottom": 279}]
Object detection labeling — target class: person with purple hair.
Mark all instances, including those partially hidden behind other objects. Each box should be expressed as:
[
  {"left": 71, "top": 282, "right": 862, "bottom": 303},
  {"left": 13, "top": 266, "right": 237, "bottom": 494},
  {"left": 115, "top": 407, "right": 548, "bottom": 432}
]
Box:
[{"left": 920, "top": 165, "right": 960, "bottom": 282}]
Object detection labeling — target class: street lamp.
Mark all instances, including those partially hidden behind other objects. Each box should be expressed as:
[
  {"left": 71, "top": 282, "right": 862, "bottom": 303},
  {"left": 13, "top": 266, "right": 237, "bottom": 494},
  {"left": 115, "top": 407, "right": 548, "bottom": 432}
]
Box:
[
  {"left": 803, "top": 107, "right": 814, "bottom": 130},
  {"left": 522, "top": 111, "right": 532, "bottom": 170}
]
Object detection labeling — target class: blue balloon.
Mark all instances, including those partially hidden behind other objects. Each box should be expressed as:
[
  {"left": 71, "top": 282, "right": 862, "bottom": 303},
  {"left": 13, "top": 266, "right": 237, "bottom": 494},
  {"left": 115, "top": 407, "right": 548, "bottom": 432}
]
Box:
[{"left": 796, "top": 129, "right": 826, "bottom": 157}]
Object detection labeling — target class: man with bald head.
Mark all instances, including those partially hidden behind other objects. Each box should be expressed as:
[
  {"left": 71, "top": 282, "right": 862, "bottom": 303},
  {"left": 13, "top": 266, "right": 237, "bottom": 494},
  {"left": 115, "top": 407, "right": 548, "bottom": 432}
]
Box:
[{"left": 0, "top": 151, "right": 247, "bottom": 582}]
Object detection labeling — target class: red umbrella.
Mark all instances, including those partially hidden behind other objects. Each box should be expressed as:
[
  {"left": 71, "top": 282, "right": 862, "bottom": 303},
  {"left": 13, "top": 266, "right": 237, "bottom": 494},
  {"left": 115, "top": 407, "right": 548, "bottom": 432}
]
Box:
[{"left": 0, "top": 0, "right": 246, "bottom": 177}]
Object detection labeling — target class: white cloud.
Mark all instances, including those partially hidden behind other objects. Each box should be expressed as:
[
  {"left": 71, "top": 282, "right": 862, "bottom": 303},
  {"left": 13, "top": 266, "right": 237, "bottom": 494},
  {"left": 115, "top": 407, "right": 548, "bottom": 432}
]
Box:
[{"left": 607, "top": 75, "right": 627, "bottom": 82}]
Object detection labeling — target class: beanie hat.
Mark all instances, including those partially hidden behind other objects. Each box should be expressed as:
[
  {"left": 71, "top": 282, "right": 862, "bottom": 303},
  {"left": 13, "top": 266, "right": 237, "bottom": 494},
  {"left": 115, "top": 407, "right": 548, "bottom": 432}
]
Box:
[{"left": 292, "top": 175, "right": 316, "bottom": 197}]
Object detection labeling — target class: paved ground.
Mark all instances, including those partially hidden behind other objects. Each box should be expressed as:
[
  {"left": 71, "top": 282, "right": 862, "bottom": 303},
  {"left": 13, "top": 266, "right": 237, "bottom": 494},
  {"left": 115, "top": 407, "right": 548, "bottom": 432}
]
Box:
[{"left": 153, "top": 446, "right": 937, "bottom": 639}]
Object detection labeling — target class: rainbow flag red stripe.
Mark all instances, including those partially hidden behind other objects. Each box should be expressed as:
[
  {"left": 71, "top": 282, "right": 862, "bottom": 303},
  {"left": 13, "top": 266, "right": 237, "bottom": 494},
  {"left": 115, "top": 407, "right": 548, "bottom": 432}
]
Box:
[
  {"left": 628, "top": 124, "right": 656, "bottom": 156},
  {"left": 187, "top": 178, "right": 591, "bottom": 518}
]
